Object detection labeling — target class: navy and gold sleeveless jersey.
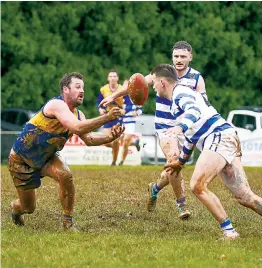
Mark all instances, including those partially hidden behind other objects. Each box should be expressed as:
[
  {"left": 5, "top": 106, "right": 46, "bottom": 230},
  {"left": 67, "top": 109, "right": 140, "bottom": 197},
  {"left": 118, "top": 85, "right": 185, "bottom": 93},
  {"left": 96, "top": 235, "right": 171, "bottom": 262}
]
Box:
[
  {"left": 97, "top": 84, "right": 123, "bottom": 112},
  {"left": 12, "top": 96, "right": 80, "bottom": 169}
]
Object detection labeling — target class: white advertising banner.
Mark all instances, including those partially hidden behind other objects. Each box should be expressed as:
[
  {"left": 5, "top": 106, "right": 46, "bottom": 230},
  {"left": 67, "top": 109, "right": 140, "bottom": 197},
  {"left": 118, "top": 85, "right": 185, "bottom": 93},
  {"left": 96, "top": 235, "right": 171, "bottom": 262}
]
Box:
[
  {"left": 241, "top": 135, "right": 262, "bottom": 166},
  {"left": 60, "top": 135, "right": 141, "bottom": 166}
]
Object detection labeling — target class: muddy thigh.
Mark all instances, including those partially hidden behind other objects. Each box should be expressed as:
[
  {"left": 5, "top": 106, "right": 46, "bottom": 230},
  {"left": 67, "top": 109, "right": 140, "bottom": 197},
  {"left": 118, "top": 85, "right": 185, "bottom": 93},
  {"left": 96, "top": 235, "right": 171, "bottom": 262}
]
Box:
[{"left": 159, "top": 137, "right": 181, "bottom": 161}]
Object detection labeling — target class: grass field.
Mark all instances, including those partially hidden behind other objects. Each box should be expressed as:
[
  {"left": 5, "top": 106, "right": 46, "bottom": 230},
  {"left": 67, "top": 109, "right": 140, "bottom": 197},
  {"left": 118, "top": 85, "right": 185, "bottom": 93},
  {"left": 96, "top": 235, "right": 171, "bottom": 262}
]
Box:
[{"left": 1, "top": 165, "right": 262, "bottom": 268}]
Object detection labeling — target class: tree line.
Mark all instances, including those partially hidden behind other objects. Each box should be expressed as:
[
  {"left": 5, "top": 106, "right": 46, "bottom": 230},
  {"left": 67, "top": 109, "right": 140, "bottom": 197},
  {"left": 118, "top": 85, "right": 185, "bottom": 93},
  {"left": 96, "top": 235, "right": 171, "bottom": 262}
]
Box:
[{"left": 2, "top": 1, "right": 262, "bottom": 118}]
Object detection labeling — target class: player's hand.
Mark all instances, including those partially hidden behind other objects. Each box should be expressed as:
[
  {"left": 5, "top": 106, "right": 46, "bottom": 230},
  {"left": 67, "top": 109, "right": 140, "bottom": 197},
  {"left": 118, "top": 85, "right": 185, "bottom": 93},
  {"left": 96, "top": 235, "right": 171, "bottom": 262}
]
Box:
[
  {"left": 131, "top": 111, "right": 138, "bottom": 117},
  {"left": 110, "top": 123, "right": 125, "bottom": 140},
  {"left": 99, "top": 95, "right": 115, "bottom": 107},
  {"left": 120, "top": 109, "right": 126, "bottom": 116},
  {"left": 164, "top": 159, "right": 184, "bottom": 175},
  {"left": 108, "top": 107, "right": 122, "bottom": 120},
  {"left": 163, "top": 126, "right": 183, "bottom": 137},
  {"left": 99, "top": 108, "right": 107, "bottom": 115}
]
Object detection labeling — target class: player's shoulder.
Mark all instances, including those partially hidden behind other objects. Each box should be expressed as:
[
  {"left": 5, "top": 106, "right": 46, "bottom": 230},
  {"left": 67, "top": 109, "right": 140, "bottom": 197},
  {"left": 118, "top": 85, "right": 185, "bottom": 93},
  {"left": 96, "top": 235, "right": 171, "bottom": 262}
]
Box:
[
  {"left": 100, "top": 84, "right": 109, "bottom": 92},
  {"left": 189, "top": 67, "right": 205, "bottom": 82},
  {"left": 173, "top": 84, "right": 196, "bottom": 100},
  {"left": 175, "top": 84, "right": 195, "bottom": 94},
  {"left": 46, "top": 96, "right": 66, "bottom": 108},
  {"left": 189, "top": 67, "right": 201, "bottom": 75},
  {"left": 43, "top": 96, "right": 68, "bottom": 117}
]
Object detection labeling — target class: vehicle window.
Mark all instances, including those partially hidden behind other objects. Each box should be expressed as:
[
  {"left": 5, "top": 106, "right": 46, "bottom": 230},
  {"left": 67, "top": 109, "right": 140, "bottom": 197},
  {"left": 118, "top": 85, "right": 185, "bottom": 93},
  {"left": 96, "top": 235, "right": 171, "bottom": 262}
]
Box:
[
  {"left": 232, "top": 114, "right": 256, "bottom": 130},
  {"left": 1, "top": 112, "right": 6, "bottom": 121},
  {"left": 245, "top": 115, "right": 256, "bottom": 129},
  {"left": 17, "top": 112, "right": 30, "bottom": 126},
  {"left": 232, "top": 114, "right": 244, "bottom": 128},
  {"left": 1, "top": 111, "right": 18, "bottom": 124}
]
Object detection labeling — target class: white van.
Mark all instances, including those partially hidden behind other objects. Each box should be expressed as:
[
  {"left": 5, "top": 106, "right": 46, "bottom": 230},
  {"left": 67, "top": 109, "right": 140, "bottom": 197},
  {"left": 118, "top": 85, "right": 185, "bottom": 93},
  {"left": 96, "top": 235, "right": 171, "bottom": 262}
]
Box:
[
  {"left": 227, "top": 106, "right": 262, "bottom": 140},
  {"left": 227, "top": 106, "right": 262, "bottom": 166}
]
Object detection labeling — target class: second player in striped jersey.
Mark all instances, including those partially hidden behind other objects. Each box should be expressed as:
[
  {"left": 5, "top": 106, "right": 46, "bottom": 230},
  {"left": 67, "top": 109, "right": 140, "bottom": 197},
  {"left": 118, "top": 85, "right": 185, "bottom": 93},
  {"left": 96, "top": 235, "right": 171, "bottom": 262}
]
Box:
[
  {"left": 99, "top": 41, "right": 206, "bottom": 219},
  {"left": 151, "top": 64, "right": 262, "bottom": 240}
]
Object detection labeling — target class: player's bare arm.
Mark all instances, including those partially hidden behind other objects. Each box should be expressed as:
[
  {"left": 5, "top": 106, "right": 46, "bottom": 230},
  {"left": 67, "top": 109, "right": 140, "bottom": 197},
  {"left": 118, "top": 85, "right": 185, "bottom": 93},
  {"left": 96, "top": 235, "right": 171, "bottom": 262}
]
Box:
[
  {"left": 44, "top": 99, "right": 122, "bottom": 136},
  {"left": 80, "top": 123, "right": 125, "bottom": 146},
  {"left": 78, "top": 113, "right": 125, "bottom": 146},
  {"left": 144, "top": 74, "right": 153, "bottom": 86},
  {"left": 99, "top": 74, "right": 151, "bottom": 107},
  {"left": 99, "top": 80, "right": 129, "bottom": 107},
  {"left": 196, "top": 75, "right": 206, "bottom": 94},
  {"left": 98, "top": 107, "right": 107, "bottom": 115}
]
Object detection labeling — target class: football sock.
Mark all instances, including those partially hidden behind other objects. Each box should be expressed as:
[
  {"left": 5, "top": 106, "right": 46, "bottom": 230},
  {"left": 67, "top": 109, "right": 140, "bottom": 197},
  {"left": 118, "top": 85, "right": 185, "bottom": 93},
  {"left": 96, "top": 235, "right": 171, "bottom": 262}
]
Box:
[
  {"left": 152, "top": 183, "right": 161, "bottom": 196},
  {"left": 176, "top": 197, "right": 186, "bottom": 208},
  {"left": 63, "top": 213, "right": 73, "bottom": 224},
  {"left": 220, "top": 218, "right": 234, "bottom": 233}
]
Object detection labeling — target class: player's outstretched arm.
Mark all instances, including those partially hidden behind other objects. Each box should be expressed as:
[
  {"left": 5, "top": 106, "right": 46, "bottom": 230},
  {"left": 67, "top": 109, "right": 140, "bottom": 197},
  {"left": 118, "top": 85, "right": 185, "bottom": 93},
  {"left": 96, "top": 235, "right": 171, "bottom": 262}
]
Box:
[
  {"left": 99, "top": 80, "right": 129, "bottom": 107},
  {"left": 80, "top": 123, "right": 125, "bottom": 146},
  {"left": 45, "top": 100, "right": 122, "bottom": 136},
  {"left": 99, "top": 74, "right": 152, "bottom": 107},
  {"left": 144, "top": 74, "right": 153, "bottom": 86}
]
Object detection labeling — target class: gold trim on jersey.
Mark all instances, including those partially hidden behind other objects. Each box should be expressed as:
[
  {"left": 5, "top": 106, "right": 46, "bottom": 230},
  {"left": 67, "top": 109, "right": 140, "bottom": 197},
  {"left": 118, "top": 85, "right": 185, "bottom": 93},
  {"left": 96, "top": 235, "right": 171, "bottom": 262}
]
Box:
[{"left": 29, "top": 108, "right": 79, "bottom": 135}]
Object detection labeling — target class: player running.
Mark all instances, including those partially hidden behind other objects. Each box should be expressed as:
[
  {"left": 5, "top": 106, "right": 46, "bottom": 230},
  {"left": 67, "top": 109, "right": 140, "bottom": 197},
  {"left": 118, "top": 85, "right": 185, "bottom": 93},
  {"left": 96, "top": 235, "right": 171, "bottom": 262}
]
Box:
[{"left": 151, "top": 64, "right": 262, "bottom": 239}]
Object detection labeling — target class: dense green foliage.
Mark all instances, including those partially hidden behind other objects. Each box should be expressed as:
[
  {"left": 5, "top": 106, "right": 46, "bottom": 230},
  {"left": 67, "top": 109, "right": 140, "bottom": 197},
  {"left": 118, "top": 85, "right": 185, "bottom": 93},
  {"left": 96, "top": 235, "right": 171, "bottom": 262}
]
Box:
[{"left": 2, "top": 2, "right": 262, "bottom": 118}]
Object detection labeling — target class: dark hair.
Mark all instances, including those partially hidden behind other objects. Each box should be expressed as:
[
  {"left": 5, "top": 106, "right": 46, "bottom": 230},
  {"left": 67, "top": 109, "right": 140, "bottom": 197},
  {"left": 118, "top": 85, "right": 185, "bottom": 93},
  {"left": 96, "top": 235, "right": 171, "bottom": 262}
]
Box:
[
  {"left": 108, "top": 69, "right": 118, "bottom": 76},
  {"left": 172, "top": 41, "right": 192, "bottom": 52},
  {"left": 151, "top": 64, "right": 178, "bottom": 82},
  {"left": 60, "top": 72, "right": 83, "bottom": 92}
]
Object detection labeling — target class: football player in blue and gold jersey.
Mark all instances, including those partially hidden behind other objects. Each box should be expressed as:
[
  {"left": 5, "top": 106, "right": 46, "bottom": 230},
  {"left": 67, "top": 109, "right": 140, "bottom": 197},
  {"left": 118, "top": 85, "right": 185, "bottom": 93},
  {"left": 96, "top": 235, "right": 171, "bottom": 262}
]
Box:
[
  {"left": 8, "top": 72, "right": 124, "bottom": 231},
  {"left": 96, "top": 69, "right": 125, "bottom": 166}
]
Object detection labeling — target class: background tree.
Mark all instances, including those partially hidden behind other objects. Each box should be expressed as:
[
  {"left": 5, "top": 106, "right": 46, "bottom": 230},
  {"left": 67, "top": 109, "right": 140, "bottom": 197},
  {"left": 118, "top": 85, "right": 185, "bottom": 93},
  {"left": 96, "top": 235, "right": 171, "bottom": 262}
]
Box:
[{"left": 2, "top": 2, "right": 262, "bottom": 118}]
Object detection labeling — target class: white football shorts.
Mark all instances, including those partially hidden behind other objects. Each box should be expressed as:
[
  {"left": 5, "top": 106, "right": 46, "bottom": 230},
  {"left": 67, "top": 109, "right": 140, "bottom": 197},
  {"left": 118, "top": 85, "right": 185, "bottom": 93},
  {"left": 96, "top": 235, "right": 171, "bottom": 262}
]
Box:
[
  {"left": 123, "top": 122, "right": 136, "bottom": 134},
  {"left": 202, "top": 128, "right": 242, "bottom": 164}
]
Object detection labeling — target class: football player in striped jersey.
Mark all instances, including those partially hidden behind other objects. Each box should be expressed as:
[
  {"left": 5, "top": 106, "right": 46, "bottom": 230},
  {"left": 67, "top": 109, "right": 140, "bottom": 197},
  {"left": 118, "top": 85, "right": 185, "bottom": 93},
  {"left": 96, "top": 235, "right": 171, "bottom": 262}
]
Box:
[
  {"left": 99, "top": 41, "right": 205, "bottom": 220},
  {"left": 151, "top": 64, "right": 262, "bottom": 239}
]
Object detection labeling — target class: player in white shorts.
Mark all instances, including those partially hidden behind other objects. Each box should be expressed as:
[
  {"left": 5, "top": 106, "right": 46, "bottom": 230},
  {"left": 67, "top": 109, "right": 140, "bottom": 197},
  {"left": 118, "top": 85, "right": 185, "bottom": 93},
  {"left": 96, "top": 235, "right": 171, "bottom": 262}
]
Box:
[
  {"left": 118, "top": 95, "right": 142, "bottom": 166},
  {"left": 151, "top": 64, "right": 262, "bottom": 240},
  {"left": 99, "top": 41, "right": 205, "bottom": 220},
  {"left": 147, "top": 41, "right": 207, "bottom": 218}
]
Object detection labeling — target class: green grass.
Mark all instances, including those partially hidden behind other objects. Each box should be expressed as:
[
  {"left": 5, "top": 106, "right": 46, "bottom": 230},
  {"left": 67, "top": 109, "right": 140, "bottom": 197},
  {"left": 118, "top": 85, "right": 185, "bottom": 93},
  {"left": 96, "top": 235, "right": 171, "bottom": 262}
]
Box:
[{"left": 1, "top": 165, "right": 262, "bottom": 268}]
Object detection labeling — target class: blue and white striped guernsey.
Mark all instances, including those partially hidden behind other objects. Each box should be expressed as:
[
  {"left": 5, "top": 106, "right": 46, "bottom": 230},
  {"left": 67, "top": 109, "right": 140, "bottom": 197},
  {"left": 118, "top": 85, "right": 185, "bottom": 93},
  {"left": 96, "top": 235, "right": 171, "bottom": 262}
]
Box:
[
  {"left": 123, "top": 95, "right": 142, "bottom": 125},
  {"left": 178, "top": 67, "right": 200, "bottom": 90},
  {"left": 155, "top": 67, "right": 200, "bottom": 133},
  {"left": 170, "top": 84, "right": 233, "bottom": 153}
]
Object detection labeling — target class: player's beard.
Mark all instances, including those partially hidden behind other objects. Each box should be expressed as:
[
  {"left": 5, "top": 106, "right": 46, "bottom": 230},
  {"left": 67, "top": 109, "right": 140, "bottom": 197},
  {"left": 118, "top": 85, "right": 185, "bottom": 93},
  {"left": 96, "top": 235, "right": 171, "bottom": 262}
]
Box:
[
  {"left": 72, "top": 95, "right": 83, "bottom": 107},
  {"left": 76, "top": 98, "right": 83, "bottom": 106}
]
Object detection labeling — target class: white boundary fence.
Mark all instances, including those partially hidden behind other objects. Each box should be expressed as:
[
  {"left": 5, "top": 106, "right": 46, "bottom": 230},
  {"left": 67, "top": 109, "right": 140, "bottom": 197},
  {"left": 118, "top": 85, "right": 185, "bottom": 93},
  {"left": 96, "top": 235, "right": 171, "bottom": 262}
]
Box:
[{"left": 1, "top": 131, "right": 262, "bottom": 166}]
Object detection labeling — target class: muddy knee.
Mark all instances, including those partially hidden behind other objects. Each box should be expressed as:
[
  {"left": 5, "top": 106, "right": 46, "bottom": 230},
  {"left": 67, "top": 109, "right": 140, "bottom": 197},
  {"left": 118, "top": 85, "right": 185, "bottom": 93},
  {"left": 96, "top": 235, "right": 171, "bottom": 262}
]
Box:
[
  {"left": 59, "top": 170, "right": 74, "bottom": 185},
  {"left": 235, "top": 192, "right": 253, "bottom": 206},
  {"left": 190, "top": 180, "right": 205, "bottom": 195}
]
